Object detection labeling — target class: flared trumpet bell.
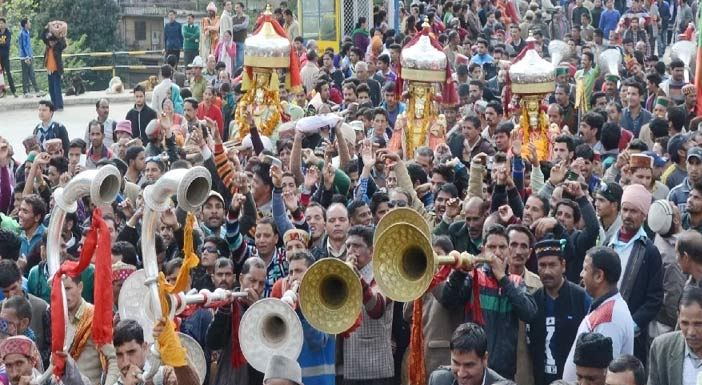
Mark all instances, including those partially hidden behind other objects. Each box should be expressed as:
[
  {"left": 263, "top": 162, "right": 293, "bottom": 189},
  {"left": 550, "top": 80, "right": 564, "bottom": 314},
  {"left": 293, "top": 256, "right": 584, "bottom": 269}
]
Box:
[
  {"left": 373, "top": 222, "right": 493, "bottom": 302},
  {"left": 373, "top": 207, "right": 431, "bottom": 246},
  {"left": 548, "top": 40, "right": 570, "bottom": 66},
  {"left": 599, "top": 48, "right": 622, "bottom": 76},
  {"left": 299, "top": 258, "right": 363, "bottom": 334},
  {"left": 239, "top": 298, "right": 303, "bottom": 372}
]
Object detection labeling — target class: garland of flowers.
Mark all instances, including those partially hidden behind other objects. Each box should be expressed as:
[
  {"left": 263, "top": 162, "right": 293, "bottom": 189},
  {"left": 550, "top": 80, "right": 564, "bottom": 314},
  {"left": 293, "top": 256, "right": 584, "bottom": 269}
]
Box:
[
  {"left": 518, "top": 104, "right": 551, "bottom": 161},
  {"left": 404, "top": 84, "right": 435, "bottom": 159},
  {"left": 235, "top": 87, "right": 282, "bottom": 140}
]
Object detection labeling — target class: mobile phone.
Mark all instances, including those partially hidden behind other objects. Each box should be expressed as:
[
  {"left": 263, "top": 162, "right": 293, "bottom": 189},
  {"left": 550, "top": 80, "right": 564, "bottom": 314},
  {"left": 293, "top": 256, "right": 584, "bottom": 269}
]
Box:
[
  {"left": 79, "top": 154, "right": 87, "bottom": 167},
  {"left": 566, "top": 170, "right": 579, "bottom": 181}
]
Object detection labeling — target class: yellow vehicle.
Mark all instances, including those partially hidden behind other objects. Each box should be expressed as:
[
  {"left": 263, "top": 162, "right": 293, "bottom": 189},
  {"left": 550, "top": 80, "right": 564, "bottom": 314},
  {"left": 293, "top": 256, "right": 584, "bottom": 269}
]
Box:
[{"left": 296, "top": 0, "right": 373, "bottom": 52}]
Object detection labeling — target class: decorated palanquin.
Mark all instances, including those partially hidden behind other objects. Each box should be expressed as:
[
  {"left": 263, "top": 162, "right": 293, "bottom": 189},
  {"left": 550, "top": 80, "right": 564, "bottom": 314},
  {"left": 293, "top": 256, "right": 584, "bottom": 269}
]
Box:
[
  {"left": 390, "top": 22, "right": 457, "bottom": 159},
  {"left": 232, "top": 5, "right": 301, "bottom": 141},
  {"left": 508, "top": 40, "right": 558, "bottom": 161}
]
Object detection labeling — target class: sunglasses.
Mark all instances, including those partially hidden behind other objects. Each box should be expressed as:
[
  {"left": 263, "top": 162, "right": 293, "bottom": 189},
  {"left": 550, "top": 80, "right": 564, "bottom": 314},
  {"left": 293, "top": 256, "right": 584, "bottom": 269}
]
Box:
[
  {"left": 202, "top": 246, "right": 220, "bottom": 255},
  {"left": 388, "top": 200, "right": 408, "bottom": 208}
]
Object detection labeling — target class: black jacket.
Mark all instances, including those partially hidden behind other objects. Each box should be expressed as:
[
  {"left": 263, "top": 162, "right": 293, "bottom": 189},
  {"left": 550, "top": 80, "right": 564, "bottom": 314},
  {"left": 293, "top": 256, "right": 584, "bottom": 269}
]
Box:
[
  {"left": 527, "top": 281, "right": 591, "bottom": 385},
  {"left": 41, "top": 29, "right": 66, "bottom": 74},
  {"left": 619, "top": 234, "right": 663, "bottom": 365},
  {"left": 126, "top": 105, "right": 158, "bottom": 143}
]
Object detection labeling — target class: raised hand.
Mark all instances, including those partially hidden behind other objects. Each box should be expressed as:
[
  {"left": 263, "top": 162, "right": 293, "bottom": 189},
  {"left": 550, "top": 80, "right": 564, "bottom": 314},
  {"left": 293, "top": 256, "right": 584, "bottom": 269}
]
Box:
[
  {"left": 323, "top": 162, "right": 335, "bottom": 190},
  {"left": 282, "top": 190, "right": 299, "bottom": 212},
  {"left": 304, "top": 166, "right": 320, "bottom": 191},
  {"left": 229, "top": 193, "right": 246, "bottom": 214},
  {"left": 270, "top": 163, "right": 283, "bottom": 188}
]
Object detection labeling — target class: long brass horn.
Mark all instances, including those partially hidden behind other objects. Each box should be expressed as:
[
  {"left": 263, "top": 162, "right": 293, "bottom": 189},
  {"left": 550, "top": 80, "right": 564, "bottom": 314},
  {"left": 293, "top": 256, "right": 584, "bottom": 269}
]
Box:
[
  {"left": 373, "top": 222, "right": 493, "bottom": 302},
  {"left": 373, "top": 207, "right": 430, "bottom": 246},
  {"left": 299, "top": 258, "right": 363, "bottom": 334},
  {"left": 139, "top": 166, "right": 212, "bottom": 382},
  {"left": 239, "top": 298, "right": 303, "bottom": 373}
]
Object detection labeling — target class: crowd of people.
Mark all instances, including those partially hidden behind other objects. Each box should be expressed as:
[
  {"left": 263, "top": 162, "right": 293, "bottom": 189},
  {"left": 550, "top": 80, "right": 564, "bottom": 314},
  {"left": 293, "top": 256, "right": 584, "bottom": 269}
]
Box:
[{"left": 0, "top": 0, "right": 701, "bottom": 385}]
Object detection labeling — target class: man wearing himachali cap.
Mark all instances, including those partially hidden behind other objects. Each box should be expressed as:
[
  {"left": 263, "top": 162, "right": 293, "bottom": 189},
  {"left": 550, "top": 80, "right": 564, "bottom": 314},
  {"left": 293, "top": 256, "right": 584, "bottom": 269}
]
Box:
[{"left": 0, "top": 336, "right": 90, "bottom": 385}]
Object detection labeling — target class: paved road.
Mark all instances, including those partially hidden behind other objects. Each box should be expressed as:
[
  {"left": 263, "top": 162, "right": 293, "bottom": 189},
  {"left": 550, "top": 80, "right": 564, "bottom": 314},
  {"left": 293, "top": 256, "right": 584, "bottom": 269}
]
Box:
[{"left": 3, "top": 102, "right": 134, "bottom": 163}]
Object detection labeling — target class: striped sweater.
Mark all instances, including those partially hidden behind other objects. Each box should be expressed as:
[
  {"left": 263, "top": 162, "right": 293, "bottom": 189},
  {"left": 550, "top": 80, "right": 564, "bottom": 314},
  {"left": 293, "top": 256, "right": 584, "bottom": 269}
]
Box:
[{"left": 437, "top": 267, "right": 538, "bottom": 379}]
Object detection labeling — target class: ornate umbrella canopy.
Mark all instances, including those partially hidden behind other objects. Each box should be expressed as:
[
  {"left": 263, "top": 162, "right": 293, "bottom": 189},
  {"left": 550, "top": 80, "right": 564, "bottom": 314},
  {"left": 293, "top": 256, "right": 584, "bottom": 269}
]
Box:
[
  {"left": 400, "top": 23, "right": 448, "bottom": 82},
  {"left": 244, "top": 5, "right": 293, "bottom": 69},
  {"left": 509, "top": 44, "right": 555, "bottom": 94}
]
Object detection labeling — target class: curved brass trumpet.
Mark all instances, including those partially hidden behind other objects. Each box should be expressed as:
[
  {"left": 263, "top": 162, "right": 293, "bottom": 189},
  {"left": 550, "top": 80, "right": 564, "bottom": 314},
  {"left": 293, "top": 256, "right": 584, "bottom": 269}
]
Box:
[
  {"left": 373, "top": 222, "right": 493, "bottom": 302},
  {"left": 373, "top": 207, "right": 430, "bottom": 245},
  {"left": 299, "top": 258, "right": 363, "bottom": 334}
]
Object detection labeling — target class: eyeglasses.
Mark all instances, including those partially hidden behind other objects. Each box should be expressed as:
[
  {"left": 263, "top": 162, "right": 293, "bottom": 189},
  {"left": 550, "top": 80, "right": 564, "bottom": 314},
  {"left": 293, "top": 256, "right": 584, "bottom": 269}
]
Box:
[
  {"left": 202, "top": 246, "right": 220, "bottom": 255},
  {"left": 388, "top": 200, "right": 408, "bottom": 208}
]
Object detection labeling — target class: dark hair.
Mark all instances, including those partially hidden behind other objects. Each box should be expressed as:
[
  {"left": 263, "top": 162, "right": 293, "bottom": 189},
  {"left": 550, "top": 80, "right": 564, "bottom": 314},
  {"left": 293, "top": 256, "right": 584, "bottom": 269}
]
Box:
[
  {"left": 450, "top": 322, "right": 488, "bottom": 357},
  {"left": 582, "top": 112, "right": 604, "bottom": 139},
  {"left": 22, "top": 194, "right": 47, "bottom": 222},
  {"left": 495, "top": 122, "right": 513, "bottom": 137},
  {"left": 586, "top": 246, "right": 621, "bottom": 284},
  {"left": 369, "top": 192, "right": 390, "bottom": 215},
  {"left": 355, "top": 16, "right": 367, "bottom": 29},
  {"left": 669, "top": 59, "right": 685, "bottom": 70},
  {"left": 483, "top": 223, "right": 509, "bottom": 244},
  {"left": 527, "top": 194, "right": 550, "bottom": 217},
  {"left": 582, "top": 51, "right": 594, "bottom": 63},
  {"left": 288, "top": 251, "right": 316, "bottom": 267},
  {"left": 438, "top": 183, "right": 459, "bottom": 198},
  {"left": 166, "top": 54, "right": 178, "bottom": 67},
  {"left": 2, "top": 296, "right": 32, "bottom": 322},
  {"left": 432, "top": 164, "right": 455, "bottom": 184},
  {"left": 406, "top": 162, "right": 428, "bottom": 185},
  {"left": 39, "top": 99, "right": 55, "bottom": 112},
  {"left": 463, "top": 115, "right": 481, "bottom": 129},
  {"left": 574, "top": 143, "right": 595, "bottom": 162},
  {"left": 554, "top": 135, "right": 575, "bottom": 153},
  {"left": 0, "top": 260, "right": 22, "bottom": 288},
  {"left": 506, "top": 224, "right": 535, "bottom": 248},
  {"left": 347, "top": 200, "right": 369, "bottom": 219},
  {"left": 160, "top": 64, "right": 173, "bottom": 79},
  {"left": 486, "top": 100, "right": 503, "bottom": 115},
  {"left": 667, "top": 106, "right": 686, "bottom": 133},
  {"left": 356, "top": 83, "right": 370, "bottom": 96},
  {"left": 680, "top": 285, "right": 702, "bottom": 309},
  {"left": 20, "top": 18, "right": 28, "bottom": 28},
  {"left": 432, "top": 235, "right": 454, "bottom": 255},
  {"left": 133, "top": 84, "right": 146, "bottom": 95},
  {"left": 114, "top": 319, "right": 145, "bottom": 347},
  {"left": 252, "top": 162, "right": 274, "bottom": 190},
  {"left": 649, "top": 118, "right": 669, "bottom": 139},
  {"left": 69, "top": 138, "right": 87, "bottom": 152},
  {"left": 0, "top": 230, "right": 21, "bottom": 261},
  {"left": 628, "top": 139, "right": 649, "bottom": 152},
  {"left": 347, "top": 225, "right": 373, "bottom": 247},
  {"left": 555, "top": 198, "right": 582, "bottom": 224},
  {"left": 49, "top": 157, "right": 69, "bottom": 174},
  {"left": 607, "top": 355, "right": 645, "bottom": 385},
  {"left": 600, "top": 122, "right": 621, "bottom": 151},
  {"left": 625, "top": 81, "right": 644, "bottom": 96},
  {"left": 111, "top": 241, "right": 138, "bottom": 266},
  {"left": 125, "top": 146, "right": 145, "bottom": 166},
  {"left": 203, "top": 236, "right": 230, "bottom": 258}
]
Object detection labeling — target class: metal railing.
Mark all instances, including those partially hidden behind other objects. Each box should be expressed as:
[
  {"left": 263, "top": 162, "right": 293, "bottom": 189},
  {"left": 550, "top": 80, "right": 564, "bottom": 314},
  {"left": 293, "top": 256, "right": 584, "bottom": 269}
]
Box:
[{"left": 9, "top": 50, "right": 164, "bottom": 79}]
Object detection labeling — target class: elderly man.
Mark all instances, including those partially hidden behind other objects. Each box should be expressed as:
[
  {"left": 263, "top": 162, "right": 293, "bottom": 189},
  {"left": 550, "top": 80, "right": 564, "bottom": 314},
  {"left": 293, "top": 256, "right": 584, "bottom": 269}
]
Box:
[
  {"left": 0, "top": 336, "right": 90, "bottom": 385},
  {"left": 351, "top": 61, "right": 381, "bottom": 106},
  {"left": 606, "top": 184, "right": 663, "bottom": 364}
]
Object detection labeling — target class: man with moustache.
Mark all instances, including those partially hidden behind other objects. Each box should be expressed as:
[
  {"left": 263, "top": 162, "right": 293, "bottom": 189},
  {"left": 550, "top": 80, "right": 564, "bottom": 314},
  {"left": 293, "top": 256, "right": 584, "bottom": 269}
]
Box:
[
  {"left": 1, "top": 336, "right": 90, "bottom": 385},
  {"left": 434, "top": 197, "right": 486, "bottom": 255},
  {"left": 527, "top": 239, "right": 591, "bottom": 385}
]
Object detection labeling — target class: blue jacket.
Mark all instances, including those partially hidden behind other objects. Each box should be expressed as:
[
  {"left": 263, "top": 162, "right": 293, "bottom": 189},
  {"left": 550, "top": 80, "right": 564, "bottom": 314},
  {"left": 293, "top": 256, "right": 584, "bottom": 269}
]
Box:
[
  {"left": 598, "top": 9, "right": 621, "bottom": 38},
  {"left": 19, "top": 28, "right": 32, "bottom": 59},
  {"left": 164, "top": 21, "right": 183, "bottom": 50},
  {"left": 297, "top": 310, "right": 336, "bottom": 385}
]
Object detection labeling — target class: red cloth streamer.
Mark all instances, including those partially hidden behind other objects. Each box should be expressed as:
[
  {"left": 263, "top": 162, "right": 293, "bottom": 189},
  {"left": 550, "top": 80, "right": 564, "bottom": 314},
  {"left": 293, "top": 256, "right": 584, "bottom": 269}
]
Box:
[
  {"left": 408, "top": 262, "right": 455, "bottom": 385},
  {"left": 230, "top": 302, "right": 246, "bottom": 368},
  {"left": 50, "top": 208, "right": 112, "bottom": 378},
  {"left": 469, "top": 268, "right": 485, "bottom": 325}
]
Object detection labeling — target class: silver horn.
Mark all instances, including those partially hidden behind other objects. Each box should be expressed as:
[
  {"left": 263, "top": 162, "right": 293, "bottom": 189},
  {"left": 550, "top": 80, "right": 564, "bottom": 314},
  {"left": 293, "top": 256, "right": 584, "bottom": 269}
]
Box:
[
  {"left": 37, "top": 165, "right": 121, "bottom": 385},
  {"left": 139, "top": 166, "right": 212, "bottom": 382},
  {"left": 599, "top": 48, "right": 622, "bottom": 76},
  {"left": 239, "top": 298, "right": 303, "bottom": 373},
  {"left": 548, "top": 40, "right": 570, "bottom": 66},
  {"left": 671, "top": 40, "right": 696, "bottom": 83}
]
